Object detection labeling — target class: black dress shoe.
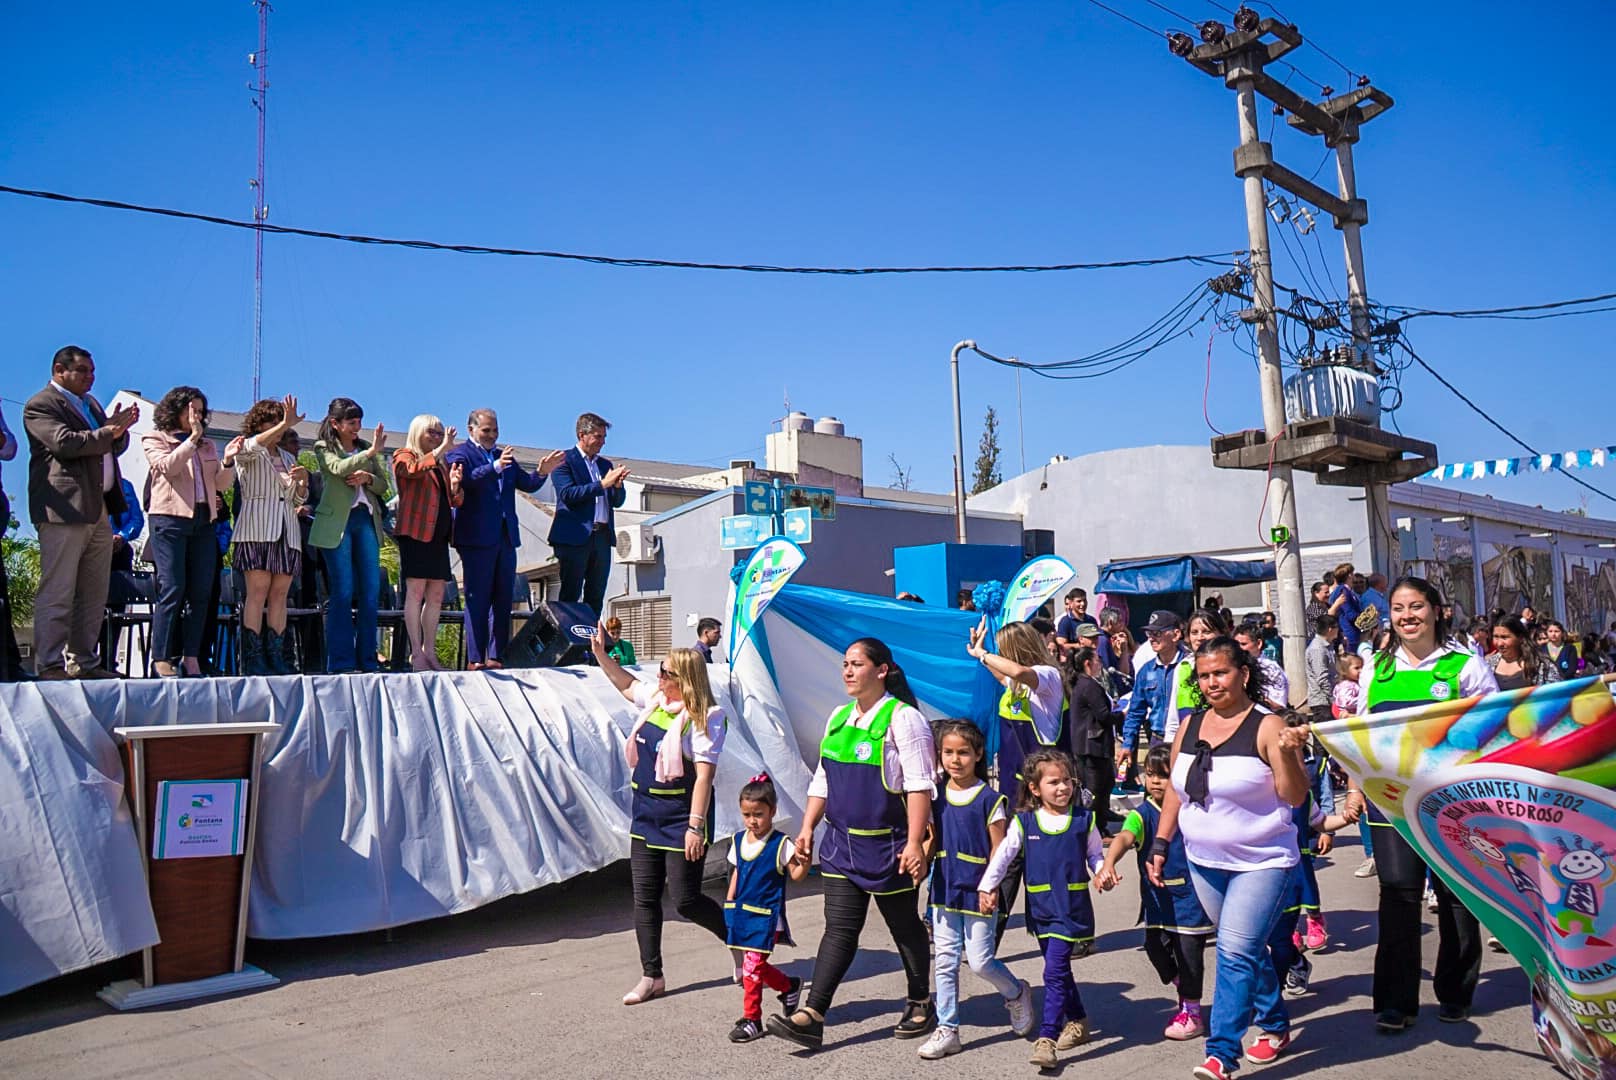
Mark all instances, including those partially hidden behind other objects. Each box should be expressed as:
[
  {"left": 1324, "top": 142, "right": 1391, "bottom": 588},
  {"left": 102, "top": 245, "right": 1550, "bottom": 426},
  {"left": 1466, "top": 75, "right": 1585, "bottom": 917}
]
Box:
[
  {"left": 1376, "top": 1008, "right": 1415, "bottom": 1032},
  {"left": 1438, "top": 1004, "right": 1470, "bottom": 1023},
  {"left": 766, "top": 1011, "right": 823, "bottom": 1049},
  {"left": 894, "top": 999, "right": 937, "bottom": 1039}
]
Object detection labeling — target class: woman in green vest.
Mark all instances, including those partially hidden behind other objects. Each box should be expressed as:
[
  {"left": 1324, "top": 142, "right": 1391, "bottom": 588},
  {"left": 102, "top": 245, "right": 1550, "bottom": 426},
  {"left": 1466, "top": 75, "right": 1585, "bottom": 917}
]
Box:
[
  {"left": 768, "top": 637, "right": 936, "bottom": 1050},
  {"left": 1356, "top": 576, "right": 1497, "bottom": 1032}
]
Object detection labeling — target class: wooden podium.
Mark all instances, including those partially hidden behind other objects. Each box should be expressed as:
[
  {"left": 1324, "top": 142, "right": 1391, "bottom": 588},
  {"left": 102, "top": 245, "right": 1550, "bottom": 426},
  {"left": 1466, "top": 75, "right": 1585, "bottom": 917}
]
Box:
[{"left": 99, "top": 722, "right": 280, "bottom": 1009}]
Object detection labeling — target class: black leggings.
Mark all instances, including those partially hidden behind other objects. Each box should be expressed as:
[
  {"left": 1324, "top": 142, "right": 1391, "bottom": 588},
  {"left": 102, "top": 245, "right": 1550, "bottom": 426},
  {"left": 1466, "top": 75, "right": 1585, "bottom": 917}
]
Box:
[
  {"left": 630, "top": 838, "right": 727, "bottom": 978},
  {"left": 1144, "top": 927, "right": 1207, "bottom": 1001},
  {"left": 805, "top": 876, "right": 930, "bottom": 1017},
  {"left": 1372, "top": 824, "right": 1481, "bottom": 1015}
]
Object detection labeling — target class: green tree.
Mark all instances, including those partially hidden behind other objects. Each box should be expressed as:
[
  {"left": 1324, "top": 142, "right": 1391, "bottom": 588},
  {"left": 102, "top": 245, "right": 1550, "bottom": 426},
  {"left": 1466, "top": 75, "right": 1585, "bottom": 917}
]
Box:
[
  {"left": 970, "top": 406, "right": 1003, "bottom": 495},
  {"left": 3, "top": 516, "right": 41, "bottom": 627}
]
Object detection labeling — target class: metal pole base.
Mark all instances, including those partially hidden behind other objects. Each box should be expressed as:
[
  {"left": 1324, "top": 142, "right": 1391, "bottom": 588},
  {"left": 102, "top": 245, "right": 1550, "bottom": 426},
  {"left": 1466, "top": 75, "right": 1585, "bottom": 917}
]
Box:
[{"left": 98, "top": 965, "right": 278, "bottom": 1011}]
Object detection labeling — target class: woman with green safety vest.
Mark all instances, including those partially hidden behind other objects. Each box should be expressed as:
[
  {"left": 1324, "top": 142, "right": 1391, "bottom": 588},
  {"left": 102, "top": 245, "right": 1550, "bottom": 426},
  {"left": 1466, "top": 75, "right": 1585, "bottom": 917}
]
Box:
[
  {"left": 768, "top": 637, "right": 937, "bottom": 1050},
  {"left": 1166, "top": 609, "right": 1229, "bottom": 745},
  {"left": 1354, "top": 576, "right": 1497, "bottom": 1032},
  {"left": 592, "top": 630, "right": 730, "bottom": 1007}
]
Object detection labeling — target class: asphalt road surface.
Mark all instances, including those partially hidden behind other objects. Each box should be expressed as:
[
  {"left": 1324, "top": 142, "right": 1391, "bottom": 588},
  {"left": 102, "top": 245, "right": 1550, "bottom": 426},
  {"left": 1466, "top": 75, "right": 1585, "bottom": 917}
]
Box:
[{"left": 0, "top": 834, "right": 1544, "bottom": 1079}]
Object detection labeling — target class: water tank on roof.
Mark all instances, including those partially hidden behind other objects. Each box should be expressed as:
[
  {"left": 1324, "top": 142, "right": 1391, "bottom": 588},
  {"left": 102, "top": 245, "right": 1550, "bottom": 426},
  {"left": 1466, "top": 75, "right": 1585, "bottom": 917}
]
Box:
[
  {"left": 814, "top": 416, "right": 846, "bottom": 436},
  {"left": 783, "top": 411, "right": 812, "bottom": 433}
]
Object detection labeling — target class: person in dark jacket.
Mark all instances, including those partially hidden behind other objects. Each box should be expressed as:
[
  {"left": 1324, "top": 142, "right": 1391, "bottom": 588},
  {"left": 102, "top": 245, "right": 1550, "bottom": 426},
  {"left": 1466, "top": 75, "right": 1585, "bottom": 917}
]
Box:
[{"left": 1067, "top": 645, "right": 1118, "bottom": 832}]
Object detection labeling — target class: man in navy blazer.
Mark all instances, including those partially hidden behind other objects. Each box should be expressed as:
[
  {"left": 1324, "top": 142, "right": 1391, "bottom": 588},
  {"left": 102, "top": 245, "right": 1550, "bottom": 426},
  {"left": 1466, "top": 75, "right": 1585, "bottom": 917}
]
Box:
[
  {"left": 547, "top": 411, "right": 629, "bottom": 617},
  {"left": 445, "top": 409, "right": 562, "bottom": 669}
]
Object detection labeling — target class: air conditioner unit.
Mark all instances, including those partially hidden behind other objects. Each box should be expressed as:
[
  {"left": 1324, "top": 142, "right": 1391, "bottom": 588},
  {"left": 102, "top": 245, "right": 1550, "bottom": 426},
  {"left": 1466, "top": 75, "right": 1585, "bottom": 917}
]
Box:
[{"left": 615, "top": 524, "right": 659, "bottom": 564}]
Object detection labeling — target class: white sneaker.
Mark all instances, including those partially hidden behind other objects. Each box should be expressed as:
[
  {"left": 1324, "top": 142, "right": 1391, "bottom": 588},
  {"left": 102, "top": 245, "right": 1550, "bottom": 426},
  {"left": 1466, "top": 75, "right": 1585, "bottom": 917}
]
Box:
[
  {"left": 1006, "top": 979, "right": 1035, "bottom": 1037},
  {"left": 918, "top": 1025, "right": 962, "bottom": 1059},
  {"left": 1425, "top": 885, "right": 1440, "bottom": 913},
  {"left": 1354, "top": 857, "right": 1377, "bottom": 878}
]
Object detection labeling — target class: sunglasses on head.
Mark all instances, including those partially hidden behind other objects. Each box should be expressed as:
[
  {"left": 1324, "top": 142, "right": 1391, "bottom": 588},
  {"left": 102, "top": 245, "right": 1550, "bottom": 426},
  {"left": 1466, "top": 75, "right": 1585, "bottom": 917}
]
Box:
[{"left": 658, "top": 665, "right": 674, "bottom": 680}]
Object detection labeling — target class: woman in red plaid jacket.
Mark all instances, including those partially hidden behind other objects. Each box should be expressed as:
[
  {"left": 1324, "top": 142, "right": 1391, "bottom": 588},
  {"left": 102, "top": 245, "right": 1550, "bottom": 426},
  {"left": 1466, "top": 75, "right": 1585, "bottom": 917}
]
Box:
[{"left": 391, "top": 414, "right": 463, "bottom": 670}]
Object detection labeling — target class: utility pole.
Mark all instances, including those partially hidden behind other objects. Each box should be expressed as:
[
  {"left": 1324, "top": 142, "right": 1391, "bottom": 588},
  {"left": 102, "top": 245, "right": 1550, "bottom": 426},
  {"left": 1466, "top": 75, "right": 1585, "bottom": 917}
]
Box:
[
  {"left": 1176, "top": 8, "right": 1432, "bottom": 701},
  {"left": 249, "top": 0, "right": 271, "bottom": 403},
  {"left": 950, "top": 340, "right": 973, "bottom": 544}
]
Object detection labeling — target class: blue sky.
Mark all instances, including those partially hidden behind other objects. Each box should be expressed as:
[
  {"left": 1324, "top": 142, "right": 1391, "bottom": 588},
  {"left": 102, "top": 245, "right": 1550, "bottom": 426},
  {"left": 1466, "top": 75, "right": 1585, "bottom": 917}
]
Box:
[{"left": 4, "top": 1, "right": 1613, "bottom": 520}]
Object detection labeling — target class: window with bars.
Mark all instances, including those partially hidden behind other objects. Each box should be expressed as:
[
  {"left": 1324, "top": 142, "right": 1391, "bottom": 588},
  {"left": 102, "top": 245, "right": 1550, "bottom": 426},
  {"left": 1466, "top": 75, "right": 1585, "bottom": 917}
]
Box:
[{"left": 612, "top": 596, "right": 672, "bottom": 659}]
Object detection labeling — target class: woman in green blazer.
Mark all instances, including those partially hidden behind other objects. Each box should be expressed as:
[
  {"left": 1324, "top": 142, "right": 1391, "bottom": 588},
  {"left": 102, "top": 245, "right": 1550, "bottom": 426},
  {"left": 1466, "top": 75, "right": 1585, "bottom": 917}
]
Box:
[{"left": 311, "top": 396, "right": 391, "bottom": 673}]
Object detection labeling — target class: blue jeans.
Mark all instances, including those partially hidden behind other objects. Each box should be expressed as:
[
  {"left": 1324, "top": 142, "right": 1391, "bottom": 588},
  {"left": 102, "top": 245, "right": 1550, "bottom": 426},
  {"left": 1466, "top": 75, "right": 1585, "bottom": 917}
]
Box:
[
  {"left": 323, "top": 506, "right": 380, "bottom": 672},
  {"left": 1190, "top": 863, "right": 1293, "bottom": 1070},
  {"left": 931, "top": 908, "right": 1020, "bottom": 1029}
]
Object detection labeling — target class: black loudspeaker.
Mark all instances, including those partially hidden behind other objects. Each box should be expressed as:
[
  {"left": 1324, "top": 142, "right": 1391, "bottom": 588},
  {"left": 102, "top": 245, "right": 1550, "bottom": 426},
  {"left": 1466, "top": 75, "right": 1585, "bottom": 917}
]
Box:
[
  {"left": 1022, "top": 529, "right": 1056, "bottom": 559},
  {"left": 503, "top": 601, "right": 598, "bottom": 668}
]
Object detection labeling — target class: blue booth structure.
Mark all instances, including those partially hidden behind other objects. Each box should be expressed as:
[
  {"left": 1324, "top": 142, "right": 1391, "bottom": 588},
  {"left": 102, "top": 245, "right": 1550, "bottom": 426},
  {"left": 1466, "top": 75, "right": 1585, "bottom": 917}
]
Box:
[
  {"left": 1096, "top": 554, "right": 1276, "bottom": 635},
  {"left": 893, "top": 543, "right": 1024, "bottom": 608}
]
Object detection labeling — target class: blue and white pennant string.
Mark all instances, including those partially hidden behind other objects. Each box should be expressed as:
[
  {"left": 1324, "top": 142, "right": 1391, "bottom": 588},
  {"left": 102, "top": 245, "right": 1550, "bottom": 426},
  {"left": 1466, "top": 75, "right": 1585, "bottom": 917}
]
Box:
[{"left": 1419, "top": 446, "right": 1614, "bottom": 482}]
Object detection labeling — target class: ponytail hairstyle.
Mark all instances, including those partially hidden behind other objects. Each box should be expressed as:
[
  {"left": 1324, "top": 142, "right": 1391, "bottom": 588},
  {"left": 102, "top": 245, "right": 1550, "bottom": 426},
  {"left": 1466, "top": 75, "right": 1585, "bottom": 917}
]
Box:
[
  {"left": 1186, "top": 634, "right": 1267, "bottom": 710},
  {"left": 1377, "top": 575, "right": 1454, "bottom": 672},
  {"left": 995, "top": 621, "right": 1050, "bottom": 669},
  {"left": 848, "top": 636, "right": 918, "bottom": 708},
  {"left": 1018, "top": 748, "right": 1075, "bottom": 811},
  {"left": 934, "top": 718, "right": 989, "bottom": 782},
  {"left": 738, "top": 772, "right": 778, "bottom": 809},
  {"left": 317, "top": 396, "right": 365, "bottom": 450}
]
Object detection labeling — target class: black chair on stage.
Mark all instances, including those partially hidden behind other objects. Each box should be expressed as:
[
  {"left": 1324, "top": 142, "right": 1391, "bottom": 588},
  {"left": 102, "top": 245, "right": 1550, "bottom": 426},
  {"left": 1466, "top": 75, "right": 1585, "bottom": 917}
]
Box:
[{"left": 104, "top": 569, "right": 156, "bottom": 678}]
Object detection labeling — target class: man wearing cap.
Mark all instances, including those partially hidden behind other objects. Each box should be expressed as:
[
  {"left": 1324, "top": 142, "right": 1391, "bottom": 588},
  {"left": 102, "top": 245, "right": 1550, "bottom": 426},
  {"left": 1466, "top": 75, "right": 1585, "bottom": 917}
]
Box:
[{"left": 1117, "top": 610, "right": 1188, "bottom": 784}]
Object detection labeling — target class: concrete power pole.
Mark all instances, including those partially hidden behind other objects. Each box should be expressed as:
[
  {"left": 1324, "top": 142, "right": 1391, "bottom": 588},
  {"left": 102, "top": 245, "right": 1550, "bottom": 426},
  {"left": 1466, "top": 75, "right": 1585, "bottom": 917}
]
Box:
[{"left": 1177, "top": 10, "right": 1434, "bottom": 700}]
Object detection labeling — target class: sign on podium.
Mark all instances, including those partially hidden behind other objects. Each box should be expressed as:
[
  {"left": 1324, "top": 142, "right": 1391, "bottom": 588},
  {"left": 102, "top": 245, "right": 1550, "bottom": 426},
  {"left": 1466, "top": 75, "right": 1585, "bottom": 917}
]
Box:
[{"left": 99, "top": 721, "right": 280, "bottom": 1010}]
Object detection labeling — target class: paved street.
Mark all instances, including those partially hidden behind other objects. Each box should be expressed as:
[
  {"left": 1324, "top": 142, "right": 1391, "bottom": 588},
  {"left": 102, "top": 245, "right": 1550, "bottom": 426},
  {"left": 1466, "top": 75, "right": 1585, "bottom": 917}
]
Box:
[{"left": 0, "top": 834, "right": 1543, "bottom": 1080}]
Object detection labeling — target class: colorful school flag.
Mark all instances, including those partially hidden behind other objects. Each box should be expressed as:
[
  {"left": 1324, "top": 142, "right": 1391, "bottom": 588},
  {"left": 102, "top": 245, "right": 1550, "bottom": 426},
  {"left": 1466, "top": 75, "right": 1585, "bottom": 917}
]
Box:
[
  {"left": 1000, "top": 555, "right": 1077, "bottom": 626},
  {"left": 1313, "top": 674, "right": 1616, "bottom": 1080},
  {"left": 730, "top": 536, "right": 806, "bottom": 659}
]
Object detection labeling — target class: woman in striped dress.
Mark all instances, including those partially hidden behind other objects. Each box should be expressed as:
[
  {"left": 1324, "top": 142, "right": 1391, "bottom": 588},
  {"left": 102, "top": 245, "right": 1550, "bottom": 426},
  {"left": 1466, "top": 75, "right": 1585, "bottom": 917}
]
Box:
[{"left": 230, "top": 394, "right": 309, "bottom": 674}]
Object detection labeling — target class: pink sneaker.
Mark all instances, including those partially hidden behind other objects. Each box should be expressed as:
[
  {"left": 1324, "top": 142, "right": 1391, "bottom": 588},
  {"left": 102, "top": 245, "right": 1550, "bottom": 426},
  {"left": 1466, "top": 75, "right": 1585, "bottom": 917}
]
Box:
[
  {"left": 1304, "top": 914, "right": 1328, "bottom": 951},
  {"left": 1164, "top": 1009, "right": 1206, "bottom": 1040},
  {"left": 1246, "top": 1031, "right": 1292, "bottom": 1064},
  {"left": 1291, "top": 927, "right": 1304, "bottom": 952}
]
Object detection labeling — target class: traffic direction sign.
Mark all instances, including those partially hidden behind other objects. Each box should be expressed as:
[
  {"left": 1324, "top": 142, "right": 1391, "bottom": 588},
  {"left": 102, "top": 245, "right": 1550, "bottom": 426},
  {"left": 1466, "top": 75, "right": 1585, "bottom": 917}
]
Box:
[
  {"left": 782, "top": 506, "right": 813, "bottom": 543},
  {"left": 720, "top": 513, "right": 772, "bottom": 551},
  {"left": 742, "top": 481, "right": 774, "bottom": 515},
  {"left": 782, "top": 483, "right": 837, "bottom": 520}
]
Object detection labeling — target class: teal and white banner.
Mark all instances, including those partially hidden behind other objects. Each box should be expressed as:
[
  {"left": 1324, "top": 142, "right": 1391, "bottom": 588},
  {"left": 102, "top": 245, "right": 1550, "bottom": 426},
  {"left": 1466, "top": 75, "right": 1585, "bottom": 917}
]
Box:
[
  {"left": 1000, "top": 554, "right": 1077, "bottom": 625},
  {"left": 1420, "top": 445, "right": 1615, "bottom": 482},
  {"left": 730, "top": 537, "right": 807, "bottom": 659}
]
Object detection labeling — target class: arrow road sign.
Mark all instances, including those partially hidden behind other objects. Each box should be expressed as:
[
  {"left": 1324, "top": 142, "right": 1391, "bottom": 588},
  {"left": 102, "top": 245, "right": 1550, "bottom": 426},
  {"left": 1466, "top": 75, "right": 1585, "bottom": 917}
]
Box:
[
  {"left": 782, "top": 506, "right": 813, "bottom": 543},
  {"left": 743, "top": 481, "right": 775, "bottom": 515},
  {"left": 720, "top": 513, "right": 772, "bottom": 551}
]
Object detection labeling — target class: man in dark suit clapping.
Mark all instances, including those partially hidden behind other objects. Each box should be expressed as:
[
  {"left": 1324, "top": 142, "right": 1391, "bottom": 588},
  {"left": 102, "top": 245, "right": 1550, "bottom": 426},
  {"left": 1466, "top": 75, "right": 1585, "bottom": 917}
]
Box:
[
  {"left": 23, "top": 345, "right": 140, "bottom": 679},
  {"left": 547, "top": 412, "right": 628, "bottom": 618},
  {"left": 444, "top": 409, "right": 562, "bottom": 670}
]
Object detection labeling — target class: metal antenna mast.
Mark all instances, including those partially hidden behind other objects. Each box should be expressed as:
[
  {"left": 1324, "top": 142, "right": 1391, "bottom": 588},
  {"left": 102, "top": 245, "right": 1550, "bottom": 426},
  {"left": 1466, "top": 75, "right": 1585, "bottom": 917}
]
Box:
[{"left": 249, "top": 1, "right": 271, "bottom": 402}]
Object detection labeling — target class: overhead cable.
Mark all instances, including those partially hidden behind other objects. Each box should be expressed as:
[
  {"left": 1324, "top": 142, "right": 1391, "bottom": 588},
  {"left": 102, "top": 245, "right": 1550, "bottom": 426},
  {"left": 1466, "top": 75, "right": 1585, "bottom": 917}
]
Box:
[{"left": 0, "top": 183, "right": 1241, "bottom": 276}]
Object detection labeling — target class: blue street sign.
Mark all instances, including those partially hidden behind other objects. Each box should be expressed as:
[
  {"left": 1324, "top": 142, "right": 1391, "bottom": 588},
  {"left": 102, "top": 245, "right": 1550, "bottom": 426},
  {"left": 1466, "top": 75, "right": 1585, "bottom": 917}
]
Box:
[
  {"left": 782, "top": 483, "right": 837, "bottom": 520},
  {"left": 720, "top": 513, "right": 772, "bottom": 551},
  {"left": 742, "top": 481, "right": 775, "bottom": 515},
  {"left": 782, "top": 506, "right": 813, "bottom": 543}
]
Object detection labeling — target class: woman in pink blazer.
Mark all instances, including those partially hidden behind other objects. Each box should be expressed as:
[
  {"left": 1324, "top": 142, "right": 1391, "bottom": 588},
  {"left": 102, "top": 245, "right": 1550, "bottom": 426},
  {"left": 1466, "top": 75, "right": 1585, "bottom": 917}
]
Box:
[{"left": 140, "top": 386, "right": 235, "bottom": 677}]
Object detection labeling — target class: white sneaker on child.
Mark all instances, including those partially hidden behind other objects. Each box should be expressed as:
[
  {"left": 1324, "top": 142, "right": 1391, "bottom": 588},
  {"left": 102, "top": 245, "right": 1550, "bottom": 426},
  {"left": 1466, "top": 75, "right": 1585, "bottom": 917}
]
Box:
[
  {"left": 918, "top": 1026, "right": 962, "bottom": 1059},
  {"left": 1006, "top": 979, "right": 1035, "bottom": 1037}
]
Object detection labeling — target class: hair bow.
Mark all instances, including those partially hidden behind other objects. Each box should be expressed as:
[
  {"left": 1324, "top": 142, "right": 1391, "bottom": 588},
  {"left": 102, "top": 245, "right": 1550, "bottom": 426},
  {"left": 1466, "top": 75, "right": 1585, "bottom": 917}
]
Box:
[{"left": 749, "top": 772, "right": 770, "bottom": 784}]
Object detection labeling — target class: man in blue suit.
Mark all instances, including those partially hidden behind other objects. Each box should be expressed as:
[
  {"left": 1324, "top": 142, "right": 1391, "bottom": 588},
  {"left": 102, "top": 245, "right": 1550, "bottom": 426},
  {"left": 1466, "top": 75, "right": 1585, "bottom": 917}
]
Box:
[
  {"left": 548, "top": 411, "right": 628, "bottom": 618},
  {"left": 445, "top": 409, "right": 562, "bottom": 669}
]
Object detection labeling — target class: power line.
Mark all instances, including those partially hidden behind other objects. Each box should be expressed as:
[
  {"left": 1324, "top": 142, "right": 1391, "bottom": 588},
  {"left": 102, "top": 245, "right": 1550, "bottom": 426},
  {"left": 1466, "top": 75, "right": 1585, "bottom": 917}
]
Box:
[
  {"left": 1391, "top": 290, "right": 1616, "bottom": 323},
  {"left": 1082, "top": 0, "right": 1166, "bottom": 38},
  {"left": 1396, "top": 333, "right": 1616, "bottom": 505},
  {"left": 0, "top": 183, "right": 1241, "bottom": 276}
]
